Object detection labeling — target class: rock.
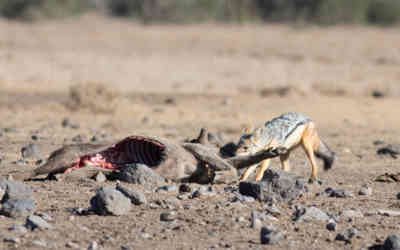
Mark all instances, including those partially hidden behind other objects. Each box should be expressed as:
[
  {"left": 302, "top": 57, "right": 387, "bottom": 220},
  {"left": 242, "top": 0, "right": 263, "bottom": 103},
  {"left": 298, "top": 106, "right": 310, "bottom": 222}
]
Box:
[
  {"left": 1, "top": 198, "right": 36, "bottom": 218},
  {"left": 377, "top": 144, "right": 400, "bottom": 159},
  {"left": 32, "top": 240, "right": 47, "bottom": 247},
  {"left": 232, "top": 191, "right": 255, "bottom": 203},
  {"left": 0, "top": 179, "right": 33, "bottom": 201},
  {"left": 118, "top": 164, "right": 165, "bottom": 186},
  {"left": 90, "top": 187, "right": 131, "bottom": 216},
  {"left": 239, "top": 169, "right": 306, "bottom": 203},
  {"left": 179, "top": 184, "right": 191, "bottom": 193},
  {"left": 293, "top": 206, "right": 330, "bottom": 222},
  {"left": 66, "top": 241, "right": 80, "bottom": 248},
  {"left": 21, "top": 143, "right": 40, "bottom": 159},
  {"left": 358, "top": 186, "right": 372, "bottom": 196},
  {"left": 93, "top": 172, "right": 107, "bottom": 183},
  {"left": 260, "top": 226, "right": 284, "bottom": 245},
  {"left": 264, "top": 204, "right": 281, "bottom": 217},
  {"left": 326, "top": 219, "right": 337, "bottom": 231},
  {"left": 37, "top": 212, "right": 54, "bottom": 222},
  {"left": 8, "top": 224, "right": 28, "bottom": 234},
  {"left": 25, "top": 215, "right": 53, "bottom": 230},
  {"left": 191, "top": 186, "right": 216, "bottom": 198},
  {"left": 377, "top": 209, "right": 400, "bottom": 217},
  {"left": 116, "top": 184, "right": 147, "bottom": 205},
  {"left": 397, "top": 193, "right": 400, "bottom": 200},
  {"left": 160, "top": 211, "right": 177, "bottom": 222},
  {"left": 251, "top": 211, "right": 263, "bottom": 229},
  {"left": 383, "top": 235, "right": 400, "bottom": 250},
  {"left": 88, "top": 241, "right": 98, "bottom": 250},
  {"left": 155, "top": 185, "right": 177, "bottom": 193},
  {"left": 335, "top": 228, "right": 358, "bottom": 243},
  {"left": 324, "top": 187, "right": 353, "bottom": 198},
  {"left": 0, "top": 186, "right": 5, "bottom": 201},
  {"left": 4, "top": 237, "right": 20, "bottom": 244},
  {"left": 339, "top": 209, "right": 364, "bottom": 218}
]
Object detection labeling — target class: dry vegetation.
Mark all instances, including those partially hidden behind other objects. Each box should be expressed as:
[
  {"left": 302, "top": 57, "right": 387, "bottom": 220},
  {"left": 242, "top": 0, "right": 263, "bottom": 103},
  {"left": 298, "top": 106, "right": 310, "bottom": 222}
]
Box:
[{"left": 0, "top": 14, "right": 399, "bottom": 250}]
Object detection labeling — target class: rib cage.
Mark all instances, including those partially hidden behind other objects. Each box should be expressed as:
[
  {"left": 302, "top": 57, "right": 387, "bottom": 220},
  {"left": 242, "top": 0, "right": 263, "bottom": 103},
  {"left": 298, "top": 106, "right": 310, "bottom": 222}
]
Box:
[{"left": 99, "top": 136, "right": 166, "bottom": 167}]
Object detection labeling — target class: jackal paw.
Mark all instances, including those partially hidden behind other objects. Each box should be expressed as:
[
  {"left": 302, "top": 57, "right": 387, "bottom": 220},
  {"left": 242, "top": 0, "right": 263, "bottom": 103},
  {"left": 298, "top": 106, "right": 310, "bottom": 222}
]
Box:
[{"left": 308, "top": 178, "right": 323, "bottom": 185}]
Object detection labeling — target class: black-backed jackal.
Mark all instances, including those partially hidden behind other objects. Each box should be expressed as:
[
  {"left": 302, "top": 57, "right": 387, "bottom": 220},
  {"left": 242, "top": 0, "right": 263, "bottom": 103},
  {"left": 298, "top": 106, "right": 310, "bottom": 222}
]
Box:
[{"left": 236, "top": 112, "right": 335, "bottom": 183}]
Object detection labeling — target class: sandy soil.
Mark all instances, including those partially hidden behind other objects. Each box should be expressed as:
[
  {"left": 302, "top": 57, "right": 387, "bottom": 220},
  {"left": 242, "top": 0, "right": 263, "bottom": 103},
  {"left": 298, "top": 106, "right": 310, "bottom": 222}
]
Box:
[{"left": 0, "top": 14, "right": 399, "bottom": 250}]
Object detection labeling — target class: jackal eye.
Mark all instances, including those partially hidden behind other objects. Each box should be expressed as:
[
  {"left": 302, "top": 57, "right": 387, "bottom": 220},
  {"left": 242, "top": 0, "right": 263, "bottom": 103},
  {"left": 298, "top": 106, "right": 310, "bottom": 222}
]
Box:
[{"left": 243, "top": 146, "right": 249, "bottom": 151}]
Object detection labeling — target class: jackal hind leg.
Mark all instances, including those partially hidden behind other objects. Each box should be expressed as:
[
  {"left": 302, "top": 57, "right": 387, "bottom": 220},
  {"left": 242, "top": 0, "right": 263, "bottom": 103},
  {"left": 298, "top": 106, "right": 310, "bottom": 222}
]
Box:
[
  {"left": 280, "top": 151, "right": 291, "bottom": 172},
  {"left": 301, "top": 123, "right": 320, "bottom": 183},
  {"left": 239, "top": 164, "right": 259, "bottom": 182},
  {"left": 255, "top": 159, "right": 271, "bottom": 181}
]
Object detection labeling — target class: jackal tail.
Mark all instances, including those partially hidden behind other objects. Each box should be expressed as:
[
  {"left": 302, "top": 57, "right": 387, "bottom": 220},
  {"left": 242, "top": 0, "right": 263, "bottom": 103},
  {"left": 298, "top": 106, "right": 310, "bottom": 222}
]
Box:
[{"left": 315, "top": 139, "right": 335, "bottom": 170}]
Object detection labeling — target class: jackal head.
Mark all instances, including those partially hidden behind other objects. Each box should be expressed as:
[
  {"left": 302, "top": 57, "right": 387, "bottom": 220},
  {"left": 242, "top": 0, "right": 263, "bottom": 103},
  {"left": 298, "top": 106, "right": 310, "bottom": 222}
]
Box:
[{"left": 236, "top": 128, "right": 263, "bottom": 155}]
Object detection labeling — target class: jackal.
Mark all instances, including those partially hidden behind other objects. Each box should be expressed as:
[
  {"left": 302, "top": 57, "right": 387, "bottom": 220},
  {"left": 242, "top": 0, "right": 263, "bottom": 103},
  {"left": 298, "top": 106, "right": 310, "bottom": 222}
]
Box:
[{"left": 236, "top": 112, "right": 335, "bottom": 183}]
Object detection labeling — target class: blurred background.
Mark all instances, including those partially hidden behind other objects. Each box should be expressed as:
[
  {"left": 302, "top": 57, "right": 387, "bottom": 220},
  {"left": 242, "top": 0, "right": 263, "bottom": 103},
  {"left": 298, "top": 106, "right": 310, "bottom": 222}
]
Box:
[{"left": 0, "top": 0, "right": 399, "bottom": 137}]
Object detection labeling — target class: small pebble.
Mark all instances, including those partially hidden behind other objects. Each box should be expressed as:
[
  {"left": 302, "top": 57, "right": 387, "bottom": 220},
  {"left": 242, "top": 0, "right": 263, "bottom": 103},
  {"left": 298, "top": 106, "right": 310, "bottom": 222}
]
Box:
[
  {"left": 88, "top": 241, "right": 98, "bottom": 250},
  {"left": 326, "top": 220, "right": 337, "bottom": 231},
  {"left": 8, "top": 224, "right": 28, "bottom": 234},
  {"left": 32, "top": 240, "right": 47, "bottom": 247},
  {"left": 4, "top": 237, "right": 20, "bottom": 244},
  {"left": 160, "top": 211, "right": 177, "bottom": 222},
  {"left": 66, "top": 241, "right": 80, "bottom": 248},
  {"left": 358, "top": 186, "right": 372, "bottom": 196}
]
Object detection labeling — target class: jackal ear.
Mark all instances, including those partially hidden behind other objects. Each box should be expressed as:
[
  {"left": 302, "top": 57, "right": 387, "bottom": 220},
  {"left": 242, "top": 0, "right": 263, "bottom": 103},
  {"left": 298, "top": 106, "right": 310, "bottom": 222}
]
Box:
[{"left": 242, "top": 124, "right": 253, "bottom": 134}]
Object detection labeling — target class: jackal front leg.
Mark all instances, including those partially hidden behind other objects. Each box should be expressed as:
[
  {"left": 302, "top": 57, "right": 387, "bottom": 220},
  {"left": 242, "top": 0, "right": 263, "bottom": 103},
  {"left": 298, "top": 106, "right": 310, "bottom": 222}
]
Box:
[
  {"left": 255, "top": 159, "right": 271, "bottom": 181},
  {"left": 239, "top": 164, "right": 258, "bottom": 182},
  {"left": 280, "top": 152, "right": 291, "bottom": 172}
]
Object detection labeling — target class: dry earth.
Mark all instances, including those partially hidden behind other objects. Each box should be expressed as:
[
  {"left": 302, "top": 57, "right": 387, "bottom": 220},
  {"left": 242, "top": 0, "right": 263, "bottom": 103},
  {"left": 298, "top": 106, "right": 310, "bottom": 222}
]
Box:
[{"left": 0, "top": 14, "right": 399, "bottom": 250}]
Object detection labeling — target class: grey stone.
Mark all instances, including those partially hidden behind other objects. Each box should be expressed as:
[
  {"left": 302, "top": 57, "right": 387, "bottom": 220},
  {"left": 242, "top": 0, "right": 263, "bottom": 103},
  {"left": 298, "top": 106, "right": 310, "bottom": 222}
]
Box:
[
  {"left": 116, "top": 184, "right": 147, "bottom": 205},
  {"left": 383, "top": 235, "right": 400, "bottom": 250},
  {"left": 93, "top": 172, "right": 107, "bottom": 183},
  {"left": 239, "top": 169, "right": 306, "bottom": 203},
  {"left": 232, "top": 191, "right": 255, "bottom": 203},
  {"left": 118, "top": 164, "right": 165, "bottom": 186},
  {"left": 377, "top": 209, "right": 400, "bottom": 217},
  {"left": 264, "top": 203, "right": 281, "bottom": 217},
  {"left": 88, "top": 241, "right": 98, "bottom": 250},
  {"left": 1, "top": 198, "right": 36, "bottom": 218},
  {"left": 160, "top": 211, "right": 177, "bottom": 222},
  {"left": 8, "top": 224, "right": 28, "bottom": 234},
  {"left": 21, "top": 143, "right": 40, "bottom": 159},
  {"left": 32, "top": 240, "right": 47, "bottom": 247},
  {"left": 293, "top": 206, "right": 330, "bottom": 222},
  {"left": 4, "top": 237, "right": 20, "bottom": 244},
  {"left": 90, "top": 187, "right": 131, "bottom": 216},
  {"left": 0, "top": 179, "right": 33, "bottom": 201},
  {"left": 260, "top": 226, "right": 284, "bottom": 245},
  {"left": 339, "top": 209, "right": 364, "bottom": 218},
  {"left": 37, "top": 212, "right": 54, "bottom": 221},
  {"left": 326, "top": 219, "right": 337, "bottom": 231},
  {"left": 155, "top": 185, "right": 177, "bottom": 193},
  {"left": 358, "top": 186, "right": 372, "bottom": 196},
  {"left": 191, "top": 186, "right": 216, "bottom": 198},
  {"left": 0, "top": 186, "right": 5, "bottom": 201},
  {"left": 251, "top": 211, "right": 263, "bottom": 229},
  {"left": 66, "top": 241, "right": 80, "bottom": 248},
  {"left": 120, "top": 245, "right": 132, "bottom": 250},
  {"left": 335, "top": 228, "right": 358, "bottom": 243},
  {"left": 25, "top": 215, "right": 53, "bottom": 230},
  {"left": 324, "top": 187, "right": 353, "bottom": 198}
]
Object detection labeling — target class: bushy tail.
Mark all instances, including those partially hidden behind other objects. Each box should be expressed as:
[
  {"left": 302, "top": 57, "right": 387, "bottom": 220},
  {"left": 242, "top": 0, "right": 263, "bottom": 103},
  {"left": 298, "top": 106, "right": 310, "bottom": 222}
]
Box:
[{"left": 315, "top": 140, "right": 336, "bottom": 170}]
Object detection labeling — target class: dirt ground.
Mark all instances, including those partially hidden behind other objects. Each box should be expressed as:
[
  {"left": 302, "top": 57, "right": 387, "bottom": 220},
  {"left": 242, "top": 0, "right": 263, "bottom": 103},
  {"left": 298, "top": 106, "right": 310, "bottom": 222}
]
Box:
[{"left": 0, "top": 14, "right": 399, "bottom": 250}]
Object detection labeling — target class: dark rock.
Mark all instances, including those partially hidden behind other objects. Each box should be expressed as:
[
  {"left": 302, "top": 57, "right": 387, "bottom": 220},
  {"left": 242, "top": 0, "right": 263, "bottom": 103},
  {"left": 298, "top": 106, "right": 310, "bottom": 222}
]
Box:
[
  {"left": 3, "top": 237, "right": 20, "bottom": 244},
  {"left": 25, "top": 215, "right": 53, "bottom": 230},
  {"left": 0, "top": 179, "right": 33, "bottom": 201},
  {"left": 335, "top": 228, "right": 358, "bottom": 244},
  {"left": 326, "top": 219, "right": 337, "bottom": 231},
  {"left": 179, "top": 184, "right": 191, "bottom": 193},
  {"left": 372, "top": 90, "right": 385, "bottom": 98},
  {"left": 293, "top": 206, "right": 330, "bottom": 222},
  {"left": 239, "top": 169, "right": 307, "bottom": 203},
  {"left": 260, "top": 226, "right": 284, "bottom": 245},
  {"left": 90, "top": 187, "right": 131, "bottom": 216},
  {"left": 21, "top": 143, "right": 40, "bottom": 159},
  {"left": 1, "top": 198, "right": 36, "bottom": 218},
  {"left": 377, "top": 144, "right": 400, "bottom": 159},
  {"left": 118, "top": 164, "right": 166, "bottom": 186},
  {"left": 191, "top": 186, "right": 216, "bottom": 198},
  {"left": 383, "top": 235, "right": 400, "bottom": 250},
  {"left": 31, "top": 135, "right": 39, "bottom": 141},
  {"left": 160, "top": 211, "right": 177, "bottom": 222},
  {"left": 324, "top": 187, "right": 353, "bottom": 198},
  {"left": 397, "top": 193, "right": 400, "bottom": 200},
  {"left": 116, "top": 184, "right": 147, "bottom": 205}
]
